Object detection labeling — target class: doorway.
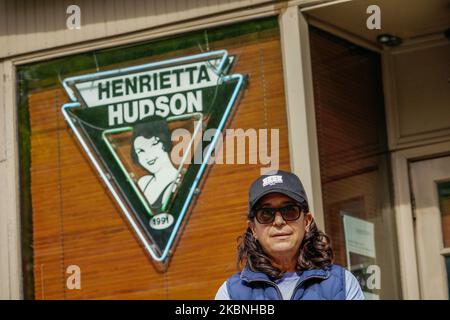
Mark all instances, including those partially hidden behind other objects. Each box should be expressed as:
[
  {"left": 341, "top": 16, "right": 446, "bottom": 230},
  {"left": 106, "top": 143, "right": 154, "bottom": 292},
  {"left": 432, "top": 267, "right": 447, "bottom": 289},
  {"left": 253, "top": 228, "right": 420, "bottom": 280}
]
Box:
[{"left": 410, "top": 155, "right": 450, "bottom": 299}]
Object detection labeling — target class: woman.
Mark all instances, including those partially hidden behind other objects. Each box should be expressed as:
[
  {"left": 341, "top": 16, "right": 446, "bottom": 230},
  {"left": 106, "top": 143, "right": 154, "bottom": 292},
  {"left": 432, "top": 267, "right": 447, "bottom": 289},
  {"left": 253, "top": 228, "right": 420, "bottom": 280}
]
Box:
[
  {"left": 215, "top": 170, "right": 364, "bottom": 300},
  {"left": 130, "top": 116, "right": 179, "bottom": 212}
]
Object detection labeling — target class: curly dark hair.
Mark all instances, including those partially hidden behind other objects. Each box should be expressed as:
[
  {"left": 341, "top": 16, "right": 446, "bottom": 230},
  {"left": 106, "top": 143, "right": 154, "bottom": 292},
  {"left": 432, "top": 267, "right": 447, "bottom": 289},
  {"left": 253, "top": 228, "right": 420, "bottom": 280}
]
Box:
[
  {"left": 130, "top": 115, "right": 172, "bottom": 165},
  {"left": 237, "top": 202, "right": 334, "bottom": 280}
]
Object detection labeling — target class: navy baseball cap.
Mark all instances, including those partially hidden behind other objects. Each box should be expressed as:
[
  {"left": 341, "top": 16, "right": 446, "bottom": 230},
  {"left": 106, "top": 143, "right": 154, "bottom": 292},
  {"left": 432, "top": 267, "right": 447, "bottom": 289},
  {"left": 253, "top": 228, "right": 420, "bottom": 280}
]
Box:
[{"left": 248, "top": 170, "right": 309, "bottom": 213}]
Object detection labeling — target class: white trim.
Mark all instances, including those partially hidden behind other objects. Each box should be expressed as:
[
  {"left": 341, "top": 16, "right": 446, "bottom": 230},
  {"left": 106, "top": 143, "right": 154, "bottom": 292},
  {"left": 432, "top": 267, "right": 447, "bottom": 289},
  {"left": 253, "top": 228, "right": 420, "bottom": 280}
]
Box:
[
  {"left": 391, "top": 140, "right": 450, "bottom": 299},
  {"left": 0, "top": 60, "right": 23, "bottom": 299},
  {"left": 441, "top": 248, "right": 450, "bottom": 256},
  {"left": 279, "top": 6, "right": 325, "bottom": 230},
  {"left": 299, "top": 0, "right": 352, "bottom": 11},
  {"left": 410, "top": 156, "right": 450, "bottom": 299}
]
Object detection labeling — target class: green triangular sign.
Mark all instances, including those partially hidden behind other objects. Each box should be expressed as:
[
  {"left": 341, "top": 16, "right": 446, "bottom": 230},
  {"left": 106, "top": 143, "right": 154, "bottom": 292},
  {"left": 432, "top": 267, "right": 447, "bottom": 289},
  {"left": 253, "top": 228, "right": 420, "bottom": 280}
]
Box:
[{"left": 61, "top": 50, "right": 245, "bottom": 265}]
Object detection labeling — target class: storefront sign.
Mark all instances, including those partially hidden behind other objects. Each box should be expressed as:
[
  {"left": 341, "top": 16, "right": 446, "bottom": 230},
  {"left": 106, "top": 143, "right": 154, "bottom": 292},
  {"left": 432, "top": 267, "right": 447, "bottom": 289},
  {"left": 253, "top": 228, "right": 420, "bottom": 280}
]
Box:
[{"left": 61, "top": 50, "right": 245, "bottom": 265}]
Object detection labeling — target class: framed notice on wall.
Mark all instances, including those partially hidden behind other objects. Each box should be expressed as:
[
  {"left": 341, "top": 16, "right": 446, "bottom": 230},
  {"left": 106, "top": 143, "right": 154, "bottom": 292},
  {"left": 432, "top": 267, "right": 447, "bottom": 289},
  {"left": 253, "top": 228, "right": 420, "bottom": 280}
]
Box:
[{"left": 342, "top": 212, "right": 379, "bottom": 300}]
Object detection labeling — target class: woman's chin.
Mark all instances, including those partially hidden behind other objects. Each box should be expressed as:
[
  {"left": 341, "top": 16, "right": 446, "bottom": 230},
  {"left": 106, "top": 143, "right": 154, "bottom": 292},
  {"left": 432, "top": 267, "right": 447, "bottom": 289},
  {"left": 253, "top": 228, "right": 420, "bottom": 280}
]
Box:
[
  {"left": 146, "top": 164, "right": 159, "bottom": 173},
  {"left": 268, "top": 242, "right": 296, "bottom": 253}
]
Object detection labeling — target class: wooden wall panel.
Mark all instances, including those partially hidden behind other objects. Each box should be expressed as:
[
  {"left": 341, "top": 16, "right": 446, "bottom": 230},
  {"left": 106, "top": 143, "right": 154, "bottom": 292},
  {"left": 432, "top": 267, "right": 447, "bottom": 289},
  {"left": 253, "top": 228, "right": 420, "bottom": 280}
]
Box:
[{"left": 27, "top": 27, "right": 291, "bottom": 299}]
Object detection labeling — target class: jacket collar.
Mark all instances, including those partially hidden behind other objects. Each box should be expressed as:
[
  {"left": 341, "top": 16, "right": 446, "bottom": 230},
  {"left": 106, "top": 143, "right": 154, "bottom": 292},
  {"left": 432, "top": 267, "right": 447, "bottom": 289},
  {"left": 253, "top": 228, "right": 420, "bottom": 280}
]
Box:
[{"left": 240, "top": 266, "right": 330, "bottom": 284}]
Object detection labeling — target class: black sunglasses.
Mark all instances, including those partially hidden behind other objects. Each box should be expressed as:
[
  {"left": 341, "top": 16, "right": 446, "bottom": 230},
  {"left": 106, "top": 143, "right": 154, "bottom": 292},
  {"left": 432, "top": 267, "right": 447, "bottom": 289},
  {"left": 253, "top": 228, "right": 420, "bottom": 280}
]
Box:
[{"left": 251, "top": 204, "right": 304, "bottom": 224}]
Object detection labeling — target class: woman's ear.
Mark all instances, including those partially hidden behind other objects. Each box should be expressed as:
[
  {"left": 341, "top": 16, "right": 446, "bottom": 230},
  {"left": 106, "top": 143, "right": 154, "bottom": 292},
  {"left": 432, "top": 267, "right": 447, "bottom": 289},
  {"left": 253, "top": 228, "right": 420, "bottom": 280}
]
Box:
[
  {"left": 247, "top": 220, "right": 257, "bottom": 239},
  {"left": 305, "top": 212, "right": 313, "bottom": 232}
]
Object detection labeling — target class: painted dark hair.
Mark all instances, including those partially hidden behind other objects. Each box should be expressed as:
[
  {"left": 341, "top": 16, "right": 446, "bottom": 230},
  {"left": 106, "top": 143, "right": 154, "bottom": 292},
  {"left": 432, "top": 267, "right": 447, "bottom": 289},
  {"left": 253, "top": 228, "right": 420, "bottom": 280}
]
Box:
[
  {"left": 130, "top": 116, "right": 172, "bottom": 165},
  {"left": 237, "top": 201, "right": 334, "bottom": 280}
]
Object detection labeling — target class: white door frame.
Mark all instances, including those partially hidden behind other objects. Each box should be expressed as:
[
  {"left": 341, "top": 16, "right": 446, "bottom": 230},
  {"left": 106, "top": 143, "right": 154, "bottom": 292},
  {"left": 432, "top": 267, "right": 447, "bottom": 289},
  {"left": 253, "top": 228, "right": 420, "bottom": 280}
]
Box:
[
  {"left": 392, "top": 140, "right": 450, "bottom": 299},
  {"left": 410, "top": 155, "right": 450, "bottom": 299}
]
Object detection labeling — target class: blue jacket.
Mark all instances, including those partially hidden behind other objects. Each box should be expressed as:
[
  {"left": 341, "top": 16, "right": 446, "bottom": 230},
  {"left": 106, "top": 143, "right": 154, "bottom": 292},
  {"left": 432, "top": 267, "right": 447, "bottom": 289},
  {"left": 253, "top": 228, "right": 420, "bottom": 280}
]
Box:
[{"left": 226, "top": 264, "right": 346, "bottom": 300}]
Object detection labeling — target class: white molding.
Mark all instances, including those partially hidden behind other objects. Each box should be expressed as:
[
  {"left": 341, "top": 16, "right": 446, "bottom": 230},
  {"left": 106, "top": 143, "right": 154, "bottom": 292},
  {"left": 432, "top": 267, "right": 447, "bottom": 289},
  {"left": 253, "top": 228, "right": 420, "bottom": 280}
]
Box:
[
  {"left": 391, "top": 140, "right": 450, "bottom": 299},
  {"left": 279, "top": 6, "right": 325, "bottom": 230},
  {"left": 0, "top": 59, "right": 23, "bottom": 299},
  {"left": 299, "top": 0, "right": 351, "bottom": 11}
]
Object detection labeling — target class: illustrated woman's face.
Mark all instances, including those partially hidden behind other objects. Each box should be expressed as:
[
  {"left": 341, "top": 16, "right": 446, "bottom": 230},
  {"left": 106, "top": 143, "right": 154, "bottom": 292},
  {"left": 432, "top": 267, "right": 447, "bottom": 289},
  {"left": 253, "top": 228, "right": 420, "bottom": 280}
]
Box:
[
  {"left": 249, "top": 193, "right": 312, "bottom": 263},
  {"left": 133, "top": 136, "right": 168, "bottom": 174}
]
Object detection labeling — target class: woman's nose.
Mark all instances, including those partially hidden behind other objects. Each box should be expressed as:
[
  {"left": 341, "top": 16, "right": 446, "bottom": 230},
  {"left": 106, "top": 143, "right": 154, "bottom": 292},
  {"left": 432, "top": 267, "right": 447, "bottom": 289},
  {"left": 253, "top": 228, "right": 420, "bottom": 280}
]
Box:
[{"left": 273, "top": 212, "right": 286, "bottom": 226}]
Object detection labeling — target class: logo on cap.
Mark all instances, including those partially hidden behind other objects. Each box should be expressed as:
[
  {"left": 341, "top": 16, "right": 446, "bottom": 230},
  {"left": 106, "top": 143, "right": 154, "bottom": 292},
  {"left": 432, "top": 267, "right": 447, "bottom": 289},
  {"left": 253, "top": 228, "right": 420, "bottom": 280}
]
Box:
[{"left": 262, "top": 175, "right": 283, "bottom": 187}]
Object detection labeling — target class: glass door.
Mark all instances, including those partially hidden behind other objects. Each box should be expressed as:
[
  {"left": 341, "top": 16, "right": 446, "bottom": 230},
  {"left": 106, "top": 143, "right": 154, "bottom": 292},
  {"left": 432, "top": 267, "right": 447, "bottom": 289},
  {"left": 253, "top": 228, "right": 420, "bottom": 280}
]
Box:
[{"left": 410, "top": 155, "right": 450, "bottom": 299}]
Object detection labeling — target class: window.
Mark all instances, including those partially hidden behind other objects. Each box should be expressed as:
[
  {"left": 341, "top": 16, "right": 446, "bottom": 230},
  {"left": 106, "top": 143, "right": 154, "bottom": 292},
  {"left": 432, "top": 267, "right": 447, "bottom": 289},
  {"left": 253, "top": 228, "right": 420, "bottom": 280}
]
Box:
[{"left": 310, "top": 27, "right": 401, "bottom": 299}]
